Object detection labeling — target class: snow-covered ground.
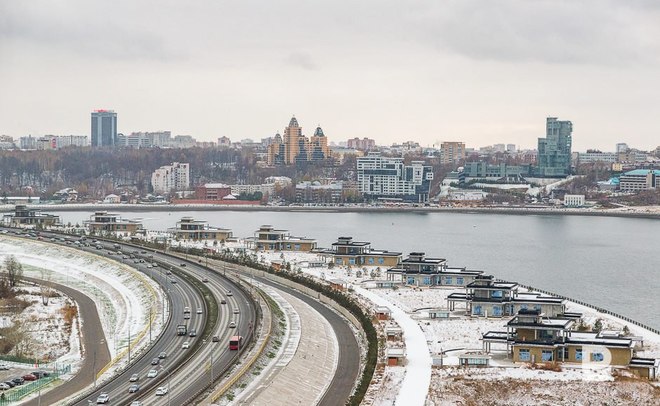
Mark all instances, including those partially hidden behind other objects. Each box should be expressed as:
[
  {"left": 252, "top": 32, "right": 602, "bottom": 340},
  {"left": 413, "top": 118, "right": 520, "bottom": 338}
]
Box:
[{"left": 0, "top": 236, "right": 166, "bottom": 379}]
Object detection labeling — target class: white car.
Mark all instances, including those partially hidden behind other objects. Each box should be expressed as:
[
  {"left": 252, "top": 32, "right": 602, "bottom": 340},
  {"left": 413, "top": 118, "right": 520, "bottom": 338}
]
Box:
[
  {"left": 182, "top": 341, "right": 190, "bottom": 349},
  {"left": 129, "top": 373, "right": 139, "bottom": 382},
  {"left": 0, "top": 363, "right": 9, "bottom": 370},
  {"left": 228, "top": 321, "right": 236, "bottom": 328},
  {"left": 96, "top": 393, "right": 110, "bottom": 403},
  {"left": 0, "top": 383, "right": 11, "bottom": 390},
  {"left": 233, "top": 308, "right": 240, "bottom": 314},
  {"left": 155, "top": 386, "right": 168, "bottom": 396},
  {"left": 226, "top": 290, "right": 233, "bottom": 296},
  {"left": 196, "top": 307, "right": 202, "bottom": 314},
  {"left": 130, "top": 402, "right": 143, "bottom": 406},
  {"left": 147, "top": 369, "right": 158, "bottom": 378}
]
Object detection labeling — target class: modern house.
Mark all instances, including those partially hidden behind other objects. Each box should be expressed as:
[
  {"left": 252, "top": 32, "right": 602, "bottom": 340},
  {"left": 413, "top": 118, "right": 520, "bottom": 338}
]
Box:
[
  {"left": 447, "top": 275, "right": 566, "bottom": 317},
  {"left": 482, "top": 309, "right": 637, "bottom": 368},
  {"left": 317, "top": 236, "right": 401, "bottom": 267},
  {"left": 84, "top": 211, "right": 143, "bottom": 235},
  {"left": 250, "top": 225, "right": 317, "bottom": 252},
  {"left": 3, "top": 205, "right": 60, "bottom": 228},
  {"left": 386, "top": 252, "right": 483, "bottom": 287},
  {"left": 168, "top": 217, "right": 233, "bottom": 242}
]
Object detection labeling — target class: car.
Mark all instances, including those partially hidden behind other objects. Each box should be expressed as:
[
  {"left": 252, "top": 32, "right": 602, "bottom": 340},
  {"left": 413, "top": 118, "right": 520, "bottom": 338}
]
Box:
[
  {"left": 129, "top": 373, "right": 139, "bottom": 382},
  {"left": 96, "top": 393, "right": 110, "bottom": 404},
  {"left": 130, "top": 402, "right": 143, "bottom": 406},
  {"left": 212, "top": 335, "right": 220, "bottom": 342},
  {"left": 184, "top": 313, "right": 190, "bottom": 320},
  {"left": 155, "top": 386, "right": 168, "bottom": 396},
  {"left": 22, "top": 374, "right": 37, "bottom": 381},
  {"left": 166, "top": 270, "right": 172, "bottom": 275},
  {"left": 158, "top": 351, "right": 167, "bottom": 359},
  {"left": 202, "top": 277, "right": 209, "bottom": 283},
  {"left": 95, "top": 245, "right": 103, "bottom": 250},
  {"left": 128, "top": 384, "right": 140, "bottom": 393},
  {"left": 184, "top": 306, "right": 191, "bottom": 313},
  {"left": 170, "top": 278, "right": 177, "bottom": 284},
  {"left": 0, "top": 363, "right": 9, "bottom": 370},
  {"left": 139, "top": 259, "right": 145, "bottom": 263},
  {"left": 2, "top": 381, "right": 14, "bottom": 388},
  {"left": 220, "top": 299, "right": 227, "bottom": 304},
  {"left": 123, "top": 256, "right": 128, "bottom": 259},
  {"left": 179, "top": 263, "right": 186, "bottom": 267},
  {"left": 181, "top": 341, "right": 190, "bottom": 349},
  {"left": 12, "top": 377, "right": 24, "bottom": 385},
  {"left": 226, "top": 290, "right": 233, "bottom": 296},
  {"left": 134, "top": 260, "right": 140, "bottom": 263},
  {"left": 0, "top": 383, "right": 11, "bottom": 390},
  {"left": 151, "top": 358, "right": 159, "bottom": 365},
  {"left": 196, "top": 307, "right": 202, "bottom": 314},
  {"left": 189, "top": 329, "right": 197, "bottom": 337},
  {"left": 151, "top": 263, "right": 158, "bottom": 267},
  {"left": 233, "top": 308, "right": 240, "bottom": 314},
  {"left": 140, "top": 250, "right": 147, "bottom": 254},
  {"left": 147, "top": 369, "right": 158, "bottom": 378},
  {"left": 229, "top": 321, "right": 236, "bottom": 328}
]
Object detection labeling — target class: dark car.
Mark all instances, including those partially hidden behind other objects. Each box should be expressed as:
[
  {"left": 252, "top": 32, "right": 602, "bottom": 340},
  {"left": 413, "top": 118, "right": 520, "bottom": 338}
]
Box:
[
  {"left": 12, "top": 377, "right": 24, "bottom": 385},
  {"left": 212, "top": 336, "right": 220, "bottom": 342},
  {"left": 151, "top": 358, "right": 159, "bottom": 366},
  {"left": 188, "top": 329, "right": 197, "bottom": 337},
  {"left": 179, "top": 263, "right": 186, "bottom": 267}
]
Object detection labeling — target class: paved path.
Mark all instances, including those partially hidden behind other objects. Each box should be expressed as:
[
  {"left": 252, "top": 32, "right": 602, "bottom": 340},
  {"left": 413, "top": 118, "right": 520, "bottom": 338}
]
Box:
[
  {"left": 22, "top": 277, "right": 111, "bottom": 406},
  {"left": 239, "top": 287, "right": 338, "bottom": 405}
]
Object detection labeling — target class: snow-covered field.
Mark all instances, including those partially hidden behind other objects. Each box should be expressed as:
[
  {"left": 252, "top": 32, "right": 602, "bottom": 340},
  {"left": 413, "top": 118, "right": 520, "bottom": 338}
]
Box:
[{"left": 0, "top": 236, "right": 166, "bottom": 379}]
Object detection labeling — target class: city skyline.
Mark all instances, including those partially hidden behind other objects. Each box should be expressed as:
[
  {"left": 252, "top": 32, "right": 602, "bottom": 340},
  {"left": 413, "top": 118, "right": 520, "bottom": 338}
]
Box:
[{"left": 1, "top": 1, "right": 659, "bottom": 151}]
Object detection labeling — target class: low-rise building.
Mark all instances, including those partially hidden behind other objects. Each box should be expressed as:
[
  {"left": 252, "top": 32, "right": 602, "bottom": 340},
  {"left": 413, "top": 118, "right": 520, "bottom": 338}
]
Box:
[
  {"left": 386, "top": 252, "right": 483, "bottom": 287},
  {"left": 195, "top": 183, "right": 232, "bottom": 200},
  {"left": 168, "top": 217, "right": 233, "bottom": 242},
  {"left": 563, "top": 194, "right": 585, "bottom": 207},
  {"left": 3, "top": 205, "right": 60, "bottom": 228},
  {"left": 317, "top": 236, "right": 401, "bottom": 267},
  {"left": 84, "top": 211, "right": 143, "bottom": 235},
  {"left": 618, "top": 169, "right": 659, "bottom": 192},
  {"left": 295, "top": 180, "right": 343, "bottom": 203},
  {"left": 250, "top": 225, "right": 317, "bottom": 252}
]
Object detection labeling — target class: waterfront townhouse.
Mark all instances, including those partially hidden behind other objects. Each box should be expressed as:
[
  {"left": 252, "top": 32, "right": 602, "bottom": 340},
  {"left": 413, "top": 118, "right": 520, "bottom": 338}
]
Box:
[
  {"left": 386, "top": 252, "right": 483, "bottom": 287},
  {"left": 167, "top": 217, "right": 233, "bottom": 242},
  {"left": 250, "top": 225, "right": 317, "bottom": 252},
  {"left": 482, "top": 309, "right": 635, "bottom": 367},
  {"left": 318, "top": 236, "right": 401, "bottom": 267},
  {"left": 84, "top": 211, "right": 143, "bottom": 235},
  {"left": 3, "top": 205, "right": 60, "bottom": 228},
  {"left": 447, "top": 275, "right": 566, "bottom": 317}
]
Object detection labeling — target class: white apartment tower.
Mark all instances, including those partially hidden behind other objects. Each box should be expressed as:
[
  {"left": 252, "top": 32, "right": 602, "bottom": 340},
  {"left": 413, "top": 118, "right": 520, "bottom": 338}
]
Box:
[{"left": 151, "top": 162, "right": 190, "bottom": 194}]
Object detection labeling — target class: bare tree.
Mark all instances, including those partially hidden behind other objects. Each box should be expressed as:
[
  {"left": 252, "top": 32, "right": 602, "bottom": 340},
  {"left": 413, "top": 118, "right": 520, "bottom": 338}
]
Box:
[{"left": 4, "top": 255, "right": 23, "bottom": 288}]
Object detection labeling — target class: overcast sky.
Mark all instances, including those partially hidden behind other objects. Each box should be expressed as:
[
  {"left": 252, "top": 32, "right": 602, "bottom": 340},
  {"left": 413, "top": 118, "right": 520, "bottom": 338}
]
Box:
[{"left": 1, "top": 0, "right": 659, "bottom": 151}]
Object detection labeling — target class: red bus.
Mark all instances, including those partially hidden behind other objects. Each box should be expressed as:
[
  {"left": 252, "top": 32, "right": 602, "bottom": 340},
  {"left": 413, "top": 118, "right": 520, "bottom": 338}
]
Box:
[{"left": 229, "top": 335, "right": 243, "bottom": 350}]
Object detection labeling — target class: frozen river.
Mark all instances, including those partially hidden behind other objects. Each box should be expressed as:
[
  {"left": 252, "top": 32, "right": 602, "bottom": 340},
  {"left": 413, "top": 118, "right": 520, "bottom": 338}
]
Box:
[{"left": 54, "top": 209, "right": 660, "bottom": 329}]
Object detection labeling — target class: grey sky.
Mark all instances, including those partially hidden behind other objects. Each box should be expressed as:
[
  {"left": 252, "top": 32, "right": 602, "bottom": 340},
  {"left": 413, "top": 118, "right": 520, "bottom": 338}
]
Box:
[{"left": 1, "top": 0, "right": 659, "bottom": 151}]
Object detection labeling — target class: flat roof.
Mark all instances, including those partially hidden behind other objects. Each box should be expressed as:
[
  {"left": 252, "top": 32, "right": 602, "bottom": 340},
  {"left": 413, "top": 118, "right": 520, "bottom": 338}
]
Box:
[
  {"left": 567, "top": 332, "right": 633, "bottom": 348},
  {"left": 507, "top": 317, "right": 573, "bottom": 329},
  {"left": 332, "top": 241, "right": 370, "bottom": 246}
]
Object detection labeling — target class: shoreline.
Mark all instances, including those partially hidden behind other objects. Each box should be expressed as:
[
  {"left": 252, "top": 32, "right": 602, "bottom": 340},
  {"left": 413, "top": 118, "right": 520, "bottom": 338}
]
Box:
[{"left": 3, "top": 203, "right": 660, "bottom": 220}]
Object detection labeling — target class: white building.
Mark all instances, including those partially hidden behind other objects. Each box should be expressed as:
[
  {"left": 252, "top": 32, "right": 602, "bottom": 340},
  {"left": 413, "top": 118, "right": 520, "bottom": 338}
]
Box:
[
  {"left": 151, "top": 162, "right": 190, "bottom": 194},
  {"left": 357, "top": 152, "right": 433, "bottom": 202},
  {"left": 563, "top": 194, "right": 585, "bottom": 207},
  {"left": 578, "top": 151, "right": 617, "bottom": 163}
]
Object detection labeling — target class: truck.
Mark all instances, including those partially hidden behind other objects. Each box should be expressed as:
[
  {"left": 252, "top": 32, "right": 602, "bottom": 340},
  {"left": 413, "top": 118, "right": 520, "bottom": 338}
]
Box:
[{"left": 176, "top": 324, "right": 187, "bottom": 336}]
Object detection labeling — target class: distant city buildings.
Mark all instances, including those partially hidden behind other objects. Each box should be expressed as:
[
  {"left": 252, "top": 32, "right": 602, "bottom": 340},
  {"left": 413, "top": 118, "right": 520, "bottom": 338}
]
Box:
[
  {"left": 267, "top": 117, "right": 331, "bottom": 165},
  {"left": 347, "top": 137, "right": 376, "bottom": 151},
  {"left": 440, "top": 141, "right": 466, "bottom": 165},
  {"left": 577, "top": 151, "right": 617, "bottom": 164},
  {"left": 357, "top": 152, "right": 433, "bottom": 203},
  {"left": 151, "top": 162, "right": 190, "bottom": 194},
  {"left": 117, "top": 131, "right": 171, "bottom": 148},
  {"left": 537, "top": 117, "right": 572, "bottom": 177},
  {"left": 91, "top": 110, "right": 118, "bottom": 147},
  {"left": 618, "top": 169, "right": 659, "bottom": 192},
  {"left": 295, "top": 180, "right": 343, "bottom": 203}
]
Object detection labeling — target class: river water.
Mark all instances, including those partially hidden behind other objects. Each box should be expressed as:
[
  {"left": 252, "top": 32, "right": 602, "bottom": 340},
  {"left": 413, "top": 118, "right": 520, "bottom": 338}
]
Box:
[{"left": 54, "top": 210, "right": 660, "bottom": 329}]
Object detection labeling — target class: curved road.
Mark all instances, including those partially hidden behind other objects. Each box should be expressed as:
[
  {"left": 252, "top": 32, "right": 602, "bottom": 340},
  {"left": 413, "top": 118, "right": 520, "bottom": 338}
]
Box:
[
  {"left": 208, "top": 259, "right": 361, "bottom": 406},
  {"left": 21, "top": 277, "right": 111, "bottom": 406}
]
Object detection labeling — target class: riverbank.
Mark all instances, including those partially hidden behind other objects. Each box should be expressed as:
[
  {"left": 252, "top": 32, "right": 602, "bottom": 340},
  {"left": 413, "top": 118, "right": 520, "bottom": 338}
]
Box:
[{"left": 2, "top": 203, "right": 660, "bottom": 220}]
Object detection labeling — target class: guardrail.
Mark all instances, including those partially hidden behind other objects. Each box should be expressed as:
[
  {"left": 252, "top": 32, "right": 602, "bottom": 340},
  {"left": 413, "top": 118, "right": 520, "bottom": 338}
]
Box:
[{"left": 496, "top": 278, "right": 660, "bottom": 335}]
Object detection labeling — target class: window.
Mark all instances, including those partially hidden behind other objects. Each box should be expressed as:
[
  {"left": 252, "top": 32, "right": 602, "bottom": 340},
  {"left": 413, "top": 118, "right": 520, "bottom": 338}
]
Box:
[
  {"left": 423, "top": 277, "right": 431, "bottom": 285},
  {"left": 474, "top": 305, "right": 482, "bottom": 315},
  {"left": 492, "top": 306, "right": 502, "bottom": 316},
  {"left": 562, "top": 347, "right": 569, "bottom": 360},
  {"left": 407, "top": 277, "right": 415, "bottom": 285},
  {"left": 378, "top": 258, "right": 384, "bottom": 264},
  {"left": 368, "top": 257, "right": 374, "bottom": 264},
  {"left": 286, "top": 244, "right": 291, "bottom": 249},
  {"left": 349, "top": 258, "right": 355, "bottom": 265},
  {"left": 336, "top": 258, "right": 343, "bottom": 265},
  {"left": 445, "top": 276, "right": 453, "bottom": 285},
  {"left": 456, "top": 277, "right": 464, "bottom": 285},
  {"left": 542, "top": 350, "right": 554, "bottom": 362},
  {"left": 534, "top": 305, "right": 542, "bottom": 311},
  {"left": 575, "top": 348, "right": 583, "bottom": 361},
  {"left": 294, "top": 244, "right": 300, "bottom": 250},
  {"left": 492, "top": 290, "right": 503, "bottom": 298},
  {"left": 591, "top": 352, "right": 604, "bottom": 362},
  {"left": 519, "top": 349, "right": 530, "bottom": 361}
]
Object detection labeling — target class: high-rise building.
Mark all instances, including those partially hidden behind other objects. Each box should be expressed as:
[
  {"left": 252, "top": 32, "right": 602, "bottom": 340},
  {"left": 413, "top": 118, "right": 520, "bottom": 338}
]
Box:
[
  {"left": 267, "top": 117, "right": 331, "bottom": 165},
  {"left": 506, "top": 144, "right": 516, "bottom": 153},
  {"left": 151, "top": 162, "right": 190, "bottom": 194},
  {"left": 440, "top": 142, "right": 465, "bottom": 166},
  {"left": 357, "top": 152, "right": 434, "bottom": 203},
  {"left": 537, "top": 117, "right": 572, "bottom": 177},
  {"left": 616, "top": 143, "right": 629, "bottom": 154},
  {"left": 91, "top": 110, "right": 117, "bottom": 147}
]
